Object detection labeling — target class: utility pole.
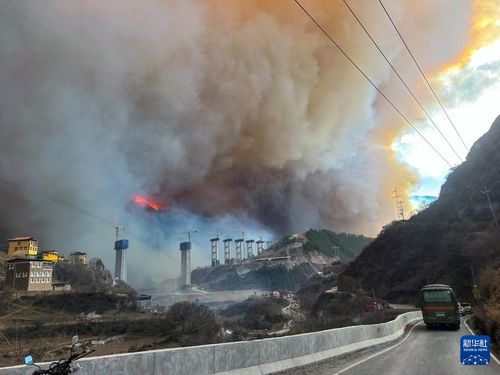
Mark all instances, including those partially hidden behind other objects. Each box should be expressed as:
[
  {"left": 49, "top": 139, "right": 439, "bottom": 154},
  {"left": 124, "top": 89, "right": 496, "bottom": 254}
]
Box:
[
  {"left": 393, "top": 187, "right": 405, "bottom": 221},
  {"left": 481, "top": 187, "right": 498, "bottom": 227}
]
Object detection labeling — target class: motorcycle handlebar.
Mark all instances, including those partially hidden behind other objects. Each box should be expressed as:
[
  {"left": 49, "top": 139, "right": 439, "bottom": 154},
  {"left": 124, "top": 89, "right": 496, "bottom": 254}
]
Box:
[{"left": 31, "top": 349, "right": 95, "bottom": 375}]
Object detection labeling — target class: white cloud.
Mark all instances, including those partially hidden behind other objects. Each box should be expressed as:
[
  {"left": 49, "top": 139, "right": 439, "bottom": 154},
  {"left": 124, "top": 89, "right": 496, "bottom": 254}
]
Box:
[{"left": 394, "top": 42, "right": 500, "bottom": 205}]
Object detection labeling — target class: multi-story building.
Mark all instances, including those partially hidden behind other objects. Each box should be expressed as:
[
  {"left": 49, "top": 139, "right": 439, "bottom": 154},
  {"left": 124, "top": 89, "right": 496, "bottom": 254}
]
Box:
[
  {"left": 69, "top": 251, "right": 87, "bottom": 265},
  {"left": 7, "top": 237, "right": 38, "bottom": 258},
  {"left": 5, "top": 258, "right": 53, "bottom": 292},
  {"left": 41, "top": 251, "right": 65, "bottom": 263},
  {"left": 136, "top": 294, "right": 152, "bottom": 312}
]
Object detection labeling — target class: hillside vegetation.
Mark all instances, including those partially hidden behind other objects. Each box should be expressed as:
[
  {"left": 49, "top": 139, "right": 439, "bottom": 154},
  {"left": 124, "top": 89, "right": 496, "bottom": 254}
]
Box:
[
  {"left": 272, "top": 229, "right": 372, "bottom": 261},
  {"left": 302, "top": 230, "right": 372, "bottom": 260}
]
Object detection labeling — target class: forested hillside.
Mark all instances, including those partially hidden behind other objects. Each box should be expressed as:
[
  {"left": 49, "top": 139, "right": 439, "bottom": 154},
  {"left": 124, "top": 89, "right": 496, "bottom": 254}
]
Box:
[{"left": 302, "top": 229, "right": 372, "bottom": 260}]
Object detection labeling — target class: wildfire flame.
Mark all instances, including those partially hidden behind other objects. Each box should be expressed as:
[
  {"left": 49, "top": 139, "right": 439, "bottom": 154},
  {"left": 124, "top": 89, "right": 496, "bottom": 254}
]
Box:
[{"left": 132, "top": 195, "right": 165, "bottom": 212}]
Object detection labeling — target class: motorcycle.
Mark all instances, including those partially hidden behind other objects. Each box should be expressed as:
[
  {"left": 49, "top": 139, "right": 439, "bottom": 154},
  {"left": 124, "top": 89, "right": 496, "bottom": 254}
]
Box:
[{"left": 24, "top": 335, "right": 94, "bottom": 375}]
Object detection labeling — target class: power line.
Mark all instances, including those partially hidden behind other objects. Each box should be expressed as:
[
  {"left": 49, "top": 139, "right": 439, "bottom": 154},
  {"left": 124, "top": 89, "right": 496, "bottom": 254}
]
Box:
[
  {"left": 340, "top": 0, "right": 464, "bottom": 163},
  {"left": 481, "top": 187, "right": 498, "bottom": 227},
  {"left": 293, "top": 0, "right": 453, "bottom": 168},
  {"left": 378, "top": 0, "right": 470, "bottom": 153}
]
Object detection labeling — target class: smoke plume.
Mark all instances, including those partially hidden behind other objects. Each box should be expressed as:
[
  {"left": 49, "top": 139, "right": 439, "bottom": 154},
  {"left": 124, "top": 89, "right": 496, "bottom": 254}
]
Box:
[{"left": 0, "top": 0, "right": 484, "bottom": 286}]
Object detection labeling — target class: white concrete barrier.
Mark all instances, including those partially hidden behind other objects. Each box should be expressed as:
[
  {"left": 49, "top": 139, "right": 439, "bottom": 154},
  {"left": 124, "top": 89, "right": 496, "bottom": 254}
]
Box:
[{"left": 0, "top": 311, "right": 422, "bottom": 375}]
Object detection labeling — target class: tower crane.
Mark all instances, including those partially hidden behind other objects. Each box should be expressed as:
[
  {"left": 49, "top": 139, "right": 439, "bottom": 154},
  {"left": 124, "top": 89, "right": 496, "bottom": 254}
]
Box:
[
  {"left": 111, "top": 225, "right": 125, "bottom": 241},
  {"left": 174, "top": 230, "right": 198, "bottom": 242}
]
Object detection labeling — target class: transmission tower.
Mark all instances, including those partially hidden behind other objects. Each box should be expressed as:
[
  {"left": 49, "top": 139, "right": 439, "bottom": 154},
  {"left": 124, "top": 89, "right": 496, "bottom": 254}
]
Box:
[
  {"left": 393, "top": 187, "right": 405, "bottom": 221},
  {"left": 481, "top": 187, "right": 498, "bottom": 227}
]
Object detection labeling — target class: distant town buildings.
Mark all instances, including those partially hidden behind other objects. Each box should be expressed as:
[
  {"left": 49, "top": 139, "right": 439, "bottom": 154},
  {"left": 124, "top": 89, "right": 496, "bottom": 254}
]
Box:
[
  {"left": 5, "top": 258, "right": 54, "bottom": 292},
  {"left": 69, "top": 251, "right": 87, "bottom": 265},
  {"left": 0, "top": 236, "right": 95, "bottom": 293},
  {"left": 8, "top": 236, "right": 38, "bottom": 258}
]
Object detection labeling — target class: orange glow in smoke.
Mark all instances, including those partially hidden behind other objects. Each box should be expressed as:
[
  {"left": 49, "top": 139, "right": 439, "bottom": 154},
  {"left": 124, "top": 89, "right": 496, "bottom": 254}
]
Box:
[
  {"left": 439, "top": 0, "right": 500, "bottom": 73},
  {"left": 132, "top": 195, "right": 165, "bottom": 212}
]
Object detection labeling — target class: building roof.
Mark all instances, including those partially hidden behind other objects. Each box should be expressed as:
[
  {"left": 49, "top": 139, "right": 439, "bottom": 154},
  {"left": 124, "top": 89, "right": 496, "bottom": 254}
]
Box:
[
  {"left": 41, "top": 250, "right": 63, "bottom": 255},
  {"left": 7, "top": 257, "right": 30, "bottom": 263},
  {"left": 8, "top": 236, "right": 37, "bottom": 242},
  {"left": 8, "top": 257, "right": 53, "bottom": 265},
  {"left": 137, "top": 294, "right": 152, "bottom": 300},
  {"left": 421, "top": 284, "right": 451, "bottom": 290},
  {"left": 7, "top": 257, "right": 46, "bottom": 263},
  {"left": 70, "top": 251, "right": 87, "bottom": 256}
]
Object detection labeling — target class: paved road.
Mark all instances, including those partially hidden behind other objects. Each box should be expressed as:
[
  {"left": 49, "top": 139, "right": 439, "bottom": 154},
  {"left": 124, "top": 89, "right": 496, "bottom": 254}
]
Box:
[{"left": 286, "top": 317, "right": 500, "bottom": 375}]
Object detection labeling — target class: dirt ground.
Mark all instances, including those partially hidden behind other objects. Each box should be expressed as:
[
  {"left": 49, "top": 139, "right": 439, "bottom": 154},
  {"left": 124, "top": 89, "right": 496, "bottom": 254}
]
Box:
[{"left": 0, "top": 333, "right": 180, "bottom": 368}]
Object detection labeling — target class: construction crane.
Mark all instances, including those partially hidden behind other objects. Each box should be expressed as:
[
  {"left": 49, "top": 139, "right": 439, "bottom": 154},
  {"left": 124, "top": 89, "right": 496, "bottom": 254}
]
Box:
[
  {"left": 174, "top": 230, "right": 198, "bottom": 242},
  {"left": 111, "top": 225, "right": 125, "bottom": 241},
  {"left": 229, "top": 229, "right": 245, "bottom": 239}
]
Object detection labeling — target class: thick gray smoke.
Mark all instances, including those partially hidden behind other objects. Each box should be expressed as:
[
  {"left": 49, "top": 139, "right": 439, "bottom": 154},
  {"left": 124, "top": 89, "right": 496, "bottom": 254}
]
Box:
[{"left": 0, "top": 1, "right": 473, "bottom": 287}]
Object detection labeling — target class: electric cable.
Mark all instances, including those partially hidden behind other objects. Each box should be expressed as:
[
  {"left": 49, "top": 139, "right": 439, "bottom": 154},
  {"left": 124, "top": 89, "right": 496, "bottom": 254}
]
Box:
[
  {"left": 341, "top": 0, "right": 464, "bottom": 163},
  {"left": 293, "top": 0, "right": 453, "bottom": 168},
  {"left": 378, "top": 0, "right": 470, "bottom": 152}
]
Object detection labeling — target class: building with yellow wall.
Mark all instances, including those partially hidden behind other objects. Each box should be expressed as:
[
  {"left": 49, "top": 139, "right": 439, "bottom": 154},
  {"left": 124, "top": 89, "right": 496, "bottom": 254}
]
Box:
[
  {"left": 41, "top": 251, "right": 64, "bottom": 263},
  {"left": 8, "top": 236, "right": 38, "bottom": 258}
]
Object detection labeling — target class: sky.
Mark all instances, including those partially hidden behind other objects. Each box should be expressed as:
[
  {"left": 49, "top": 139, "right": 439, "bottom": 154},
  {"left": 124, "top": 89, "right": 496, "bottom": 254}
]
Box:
[
  {"left": 0, "top": 1, "right": 500, "bottom": 287},
  {"left": 395, "top": 40, "right": 500, "bottom": 211}
]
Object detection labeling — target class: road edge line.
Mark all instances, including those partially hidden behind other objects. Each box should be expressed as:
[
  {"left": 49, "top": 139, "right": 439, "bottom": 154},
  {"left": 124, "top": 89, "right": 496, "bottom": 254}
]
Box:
[
  {"left": 332, "top": 320, "right": 423, "bottom": 374},
  {"left": 464, "top": 316, "right": 500, "bottom": 365}
]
